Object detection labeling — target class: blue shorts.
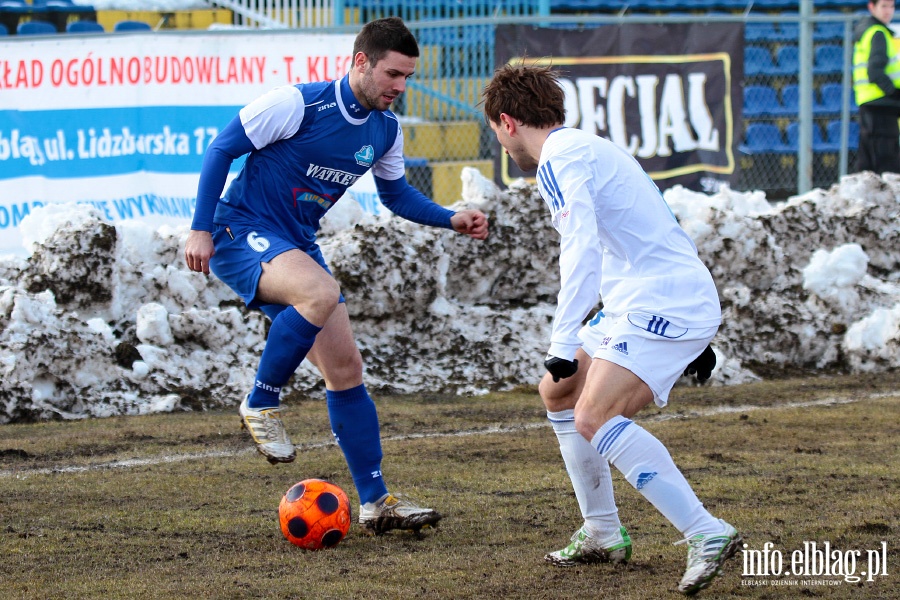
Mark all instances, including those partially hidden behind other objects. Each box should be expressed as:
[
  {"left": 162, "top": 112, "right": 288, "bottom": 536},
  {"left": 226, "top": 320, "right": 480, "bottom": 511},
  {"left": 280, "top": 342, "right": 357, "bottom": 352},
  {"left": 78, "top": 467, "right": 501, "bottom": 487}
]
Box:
[{"left": 209, "top": 223, "right": 342, "bottom": 310}]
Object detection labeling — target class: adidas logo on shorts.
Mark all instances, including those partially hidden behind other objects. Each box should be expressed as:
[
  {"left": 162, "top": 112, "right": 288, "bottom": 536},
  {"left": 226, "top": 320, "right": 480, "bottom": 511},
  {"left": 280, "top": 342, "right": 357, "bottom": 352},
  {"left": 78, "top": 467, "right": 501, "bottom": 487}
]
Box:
[{"left": 613, "top": 342, "right": 628, "bottom": 355}]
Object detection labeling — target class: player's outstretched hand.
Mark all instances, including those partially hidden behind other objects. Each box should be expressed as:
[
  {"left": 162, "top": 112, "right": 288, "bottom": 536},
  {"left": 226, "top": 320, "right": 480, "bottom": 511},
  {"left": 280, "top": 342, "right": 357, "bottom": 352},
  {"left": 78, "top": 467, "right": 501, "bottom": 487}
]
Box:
[
  {"left": 683, "top": 344, "right": 716, "bottom": 383},
  {"left": 450, "top": 209, "right": 489, "bottom": 240},
  {"left": 544, "top": 355, "right": 579, "bottom": 383},
  {"left": 184, "top": 230, "right": 215, "bottom": 275}
]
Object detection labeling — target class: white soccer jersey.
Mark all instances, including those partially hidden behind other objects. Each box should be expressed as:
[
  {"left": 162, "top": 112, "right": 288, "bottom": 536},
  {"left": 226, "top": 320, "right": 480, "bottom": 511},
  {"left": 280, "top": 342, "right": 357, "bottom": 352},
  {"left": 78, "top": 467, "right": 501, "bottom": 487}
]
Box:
[{"left": 537, "top": 127, "right": 722, "bottom": 362}]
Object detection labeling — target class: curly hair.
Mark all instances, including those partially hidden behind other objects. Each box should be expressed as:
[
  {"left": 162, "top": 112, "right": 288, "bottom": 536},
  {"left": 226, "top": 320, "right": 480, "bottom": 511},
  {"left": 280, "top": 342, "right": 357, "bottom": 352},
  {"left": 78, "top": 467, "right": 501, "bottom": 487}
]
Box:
[{"left": 482, "top": 62, "right": 565, "bottom": 127}]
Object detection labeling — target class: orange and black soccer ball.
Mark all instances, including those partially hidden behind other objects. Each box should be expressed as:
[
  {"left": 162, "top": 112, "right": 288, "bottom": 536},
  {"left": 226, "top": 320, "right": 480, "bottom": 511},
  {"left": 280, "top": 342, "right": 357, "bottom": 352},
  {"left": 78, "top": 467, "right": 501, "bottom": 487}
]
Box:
[{"left": 278, "top": 479, "right": 351, "bottom": 550}]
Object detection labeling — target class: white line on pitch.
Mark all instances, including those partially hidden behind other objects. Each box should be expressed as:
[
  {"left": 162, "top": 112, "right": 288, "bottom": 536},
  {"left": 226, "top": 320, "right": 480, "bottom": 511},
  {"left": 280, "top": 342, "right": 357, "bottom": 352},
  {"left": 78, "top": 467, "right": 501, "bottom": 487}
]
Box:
[{"left": 0, "top": 393, "right": 887, "bottom": 479}]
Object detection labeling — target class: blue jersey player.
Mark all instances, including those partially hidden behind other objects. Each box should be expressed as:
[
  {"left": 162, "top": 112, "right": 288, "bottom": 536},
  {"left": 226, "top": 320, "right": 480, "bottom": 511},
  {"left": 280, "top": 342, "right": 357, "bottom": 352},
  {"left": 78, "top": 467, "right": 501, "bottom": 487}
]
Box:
[{"left": 184, "top": 17, "right": 488, "bottom": 535}]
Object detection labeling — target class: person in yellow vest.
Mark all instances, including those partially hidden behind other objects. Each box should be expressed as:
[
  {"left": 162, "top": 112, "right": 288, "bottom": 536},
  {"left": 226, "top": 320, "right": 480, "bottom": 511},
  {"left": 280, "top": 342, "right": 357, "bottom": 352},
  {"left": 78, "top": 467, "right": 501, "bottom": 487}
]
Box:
[{"left": 853, "top": 0, "right": 900, "bottom": 174}]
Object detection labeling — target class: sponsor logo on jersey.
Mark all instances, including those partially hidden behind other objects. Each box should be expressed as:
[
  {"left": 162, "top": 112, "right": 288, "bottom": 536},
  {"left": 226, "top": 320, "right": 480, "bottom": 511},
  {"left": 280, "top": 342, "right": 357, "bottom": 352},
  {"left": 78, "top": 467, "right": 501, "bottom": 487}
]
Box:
[
  {"left": 588, "top": 310, "right": 605, "bottom": 327},
  {"left": 317, "top": 102, "right": 337, "bottom": 112},
  {"left": 636, "top": 471, "right": 657, "bottom": 489},
  {"left": 355, "top": 145, "right": 374, "bottom": 167},
  {"left": 293, "top": 188, "right": 333, "bottom": 210},
  {"left": 306, "top": 163, "right": 361, "bottom": 186},
  {"left": 246, "top": 231, "right": 270, "bottom": 252}
]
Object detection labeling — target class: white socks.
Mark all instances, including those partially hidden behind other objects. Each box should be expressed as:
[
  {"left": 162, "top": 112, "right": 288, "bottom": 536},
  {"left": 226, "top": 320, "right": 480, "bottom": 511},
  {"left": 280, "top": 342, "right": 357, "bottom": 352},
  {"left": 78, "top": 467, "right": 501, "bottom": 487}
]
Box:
[
  {"left": 548, "top": 409, "right": 622, "bottom": 540},
  {"left": 591, "top": 415, "right": 721, "bottom": 538}
]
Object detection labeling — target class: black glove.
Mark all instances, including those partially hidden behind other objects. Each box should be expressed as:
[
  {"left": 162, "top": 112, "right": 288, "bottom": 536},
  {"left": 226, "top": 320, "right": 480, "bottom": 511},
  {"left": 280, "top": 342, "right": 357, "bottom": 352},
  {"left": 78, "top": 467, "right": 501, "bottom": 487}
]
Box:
[
  {"left": 684, "top": 345, "right": 716, "bottom": 383},
  {"left": 544, "top": 355, "right": 579, "bottom": 383}
]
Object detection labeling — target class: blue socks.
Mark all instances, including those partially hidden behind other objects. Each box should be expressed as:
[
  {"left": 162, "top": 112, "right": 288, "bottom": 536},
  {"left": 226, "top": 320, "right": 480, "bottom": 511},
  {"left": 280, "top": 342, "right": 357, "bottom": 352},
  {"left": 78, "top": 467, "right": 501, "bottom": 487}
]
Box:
[
  {"left": 247, "top": 306, "right": 321, "bottom": 410},
  {"left": 326, "top": 384, "right": 388, "bottom": 505},
  {"left": 250, "top": 306, "right": 388, "bottom": 506}
]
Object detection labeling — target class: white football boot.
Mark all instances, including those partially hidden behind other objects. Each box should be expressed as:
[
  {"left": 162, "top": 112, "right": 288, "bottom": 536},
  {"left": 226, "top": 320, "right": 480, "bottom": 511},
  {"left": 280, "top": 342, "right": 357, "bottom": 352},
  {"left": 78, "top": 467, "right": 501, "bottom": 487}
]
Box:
[
  {"left": 545, "top": 525, "right": 633, "bottom": 567},
  {"left": 239, "top": 395, "right": 296, "bottom": 464},
  {"left": 676, "top": 519, "right": 742, "bottom": 595},
  {"left": 358, "top": 493, "right": 442, "bottom": 535}
]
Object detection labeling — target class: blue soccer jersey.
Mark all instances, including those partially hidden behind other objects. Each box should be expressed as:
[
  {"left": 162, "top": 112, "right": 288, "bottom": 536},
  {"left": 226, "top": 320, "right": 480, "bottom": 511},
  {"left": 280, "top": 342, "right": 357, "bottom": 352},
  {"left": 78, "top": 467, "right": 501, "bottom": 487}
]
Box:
[{"left": 191, "top": 75, "right": 453, "bottom": 247}]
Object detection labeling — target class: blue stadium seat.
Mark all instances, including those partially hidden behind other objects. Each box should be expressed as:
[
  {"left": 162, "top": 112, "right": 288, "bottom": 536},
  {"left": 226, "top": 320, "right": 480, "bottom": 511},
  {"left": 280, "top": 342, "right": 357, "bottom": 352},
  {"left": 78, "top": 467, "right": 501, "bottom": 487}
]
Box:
[
  {"left": 714, "top": 0, "right": 753, "bottom": 7},
  {"left": 780, "top": 84, "right": 799, "bottom": 115},
  {"left": 751, "top": 0, "right": 800, "bottom": 7},
  {"left": 773, "top": 45, "right": 799, "bottom": 76},
  {"left": 114, "top": 20, "right": 151, "bottom": 31},
  {"left": 814, "top": 83, "right": 843, "bottom": 114},
  {"left": 813, "top": 124, "right": 830, "bottom": 152},
  {"left": 629, "top": 0, "right": 674, "bottom": 10},
  {"left": 0, "top": 0, "right": 31, "bottom": 11},
  {"left": 34, "top": 0, "right": 91, "bottom": 8},
  {"left": 785, "top": 121, "right": 829, "bottom": 152},
  {"left": 745, "top": 46, "right": 777, "bottom": 77},
  {"left": 778, "top": 14, "right": 799, "bottom": 41},
  {"left": 552, "top": 0, "right": 626, "bottom": 11},
  {"left": 0, "top": 0, "right": 33, "bottom": 36},
  {"left": 744, "top": 85, "right": 781, "bottom": 116},
  {"left": 0, "top": 23, "right": 7, "bottom": 35},
  {"left": 827, "top": 120, "right": 859, "bottom": 150},
  {"left": 418, "top": 26, "right": 458, "bottom": 46},
  {"left": 814, "top": 11, "right": 846, "bottom": 41},
  {"left": 745, "top": 22, "right": 780, "bottom": 42},
  {"left": 739, "top": 123, "right": 789, "bottom": 154},
  {"left": 17, "top": 19, "right": 56, "bottom": 34},
  {"left": 66, "top": 19, "right": 103, "bottom": 33},
  {"left": 813, "top": 44, "right": 843, "bottom": 75}
]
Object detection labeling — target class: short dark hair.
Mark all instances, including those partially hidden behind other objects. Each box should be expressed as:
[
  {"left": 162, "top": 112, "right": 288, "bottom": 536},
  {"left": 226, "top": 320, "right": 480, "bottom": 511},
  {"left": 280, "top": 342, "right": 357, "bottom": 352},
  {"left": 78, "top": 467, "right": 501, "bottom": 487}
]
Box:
[
  {"left": 353, "top": 17, "right": 419, "bottom": 65},
  {"left": 482, "top": 62, "right": 565, "bottom": 127}
]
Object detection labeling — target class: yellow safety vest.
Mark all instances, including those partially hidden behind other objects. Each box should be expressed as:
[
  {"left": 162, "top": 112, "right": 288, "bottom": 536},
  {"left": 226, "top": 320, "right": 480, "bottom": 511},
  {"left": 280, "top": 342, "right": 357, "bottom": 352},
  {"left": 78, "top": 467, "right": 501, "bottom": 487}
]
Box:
[{"left": 853, "top": 23, "right": 900, "bottom": 105}]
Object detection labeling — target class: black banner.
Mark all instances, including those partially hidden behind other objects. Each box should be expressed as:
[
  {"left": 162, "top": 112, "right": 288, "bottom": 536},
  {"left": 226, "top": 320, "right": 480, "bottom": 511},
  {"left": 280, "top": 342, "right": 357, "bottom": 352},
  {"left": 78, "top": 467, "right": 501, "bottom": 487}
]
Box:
[{"left": 494, "top": 23, "right": 744, "bottom": 193}]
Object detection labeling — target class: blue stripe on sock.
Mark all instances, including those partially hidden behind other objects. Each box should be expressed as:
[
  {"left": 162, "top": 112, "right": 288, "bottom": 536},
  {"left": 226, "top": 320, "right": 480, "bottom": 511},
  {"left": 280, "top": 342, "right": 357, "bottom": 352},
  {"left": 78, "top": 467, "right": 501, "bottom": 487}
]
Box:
[
  {"left": 596, "top": 419, "right": 633, "bottom": 454},
  {"left": 547, "top": 415, "right": 575, "bottom": 424}
]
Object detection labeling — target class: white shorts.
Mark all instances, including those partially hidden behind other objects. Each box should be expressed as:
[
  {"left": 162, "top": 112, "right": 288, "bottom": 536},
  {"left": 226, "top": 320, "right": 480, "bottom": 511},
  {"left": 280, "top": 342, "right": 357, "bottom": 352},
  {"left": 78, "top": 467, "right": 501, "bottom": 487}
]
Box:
[{"left": 578, "top": 311, "right": 719, "bottom": 407}]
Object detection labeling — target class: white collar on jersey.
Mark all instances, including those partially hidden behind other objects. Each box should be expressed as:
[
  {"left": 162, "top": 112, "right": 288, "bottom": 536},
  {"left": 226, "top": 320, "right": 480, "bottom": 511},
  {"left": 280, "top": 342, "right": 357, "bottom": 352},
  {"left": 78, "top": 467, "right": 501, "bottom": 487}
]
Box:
[{"left": 337, "top": 75, "right": 371, "bottom": 125}]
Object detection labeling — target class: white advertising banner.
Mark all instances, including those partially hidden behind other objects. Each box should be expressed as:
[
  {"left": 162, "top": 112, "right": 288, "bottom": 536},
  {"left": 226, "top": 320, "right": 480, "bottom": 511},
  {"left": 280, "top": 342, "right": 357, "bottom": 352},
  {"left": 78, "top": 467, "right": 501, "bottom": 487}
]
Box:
[{"left": 0, "top": 30, "right": 356, "bottom": 255}]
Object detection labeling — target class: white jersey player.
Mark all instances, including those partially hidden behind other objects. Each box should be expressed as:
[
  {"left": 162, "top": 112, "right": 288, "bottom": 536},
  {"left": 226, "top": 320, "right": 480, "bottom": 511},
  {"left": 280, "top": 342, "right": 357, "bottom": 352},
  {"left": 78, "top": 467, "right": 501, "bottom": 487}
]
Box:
[{"left": 483, "top": 63, "right": 740, "bottom": 596}]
